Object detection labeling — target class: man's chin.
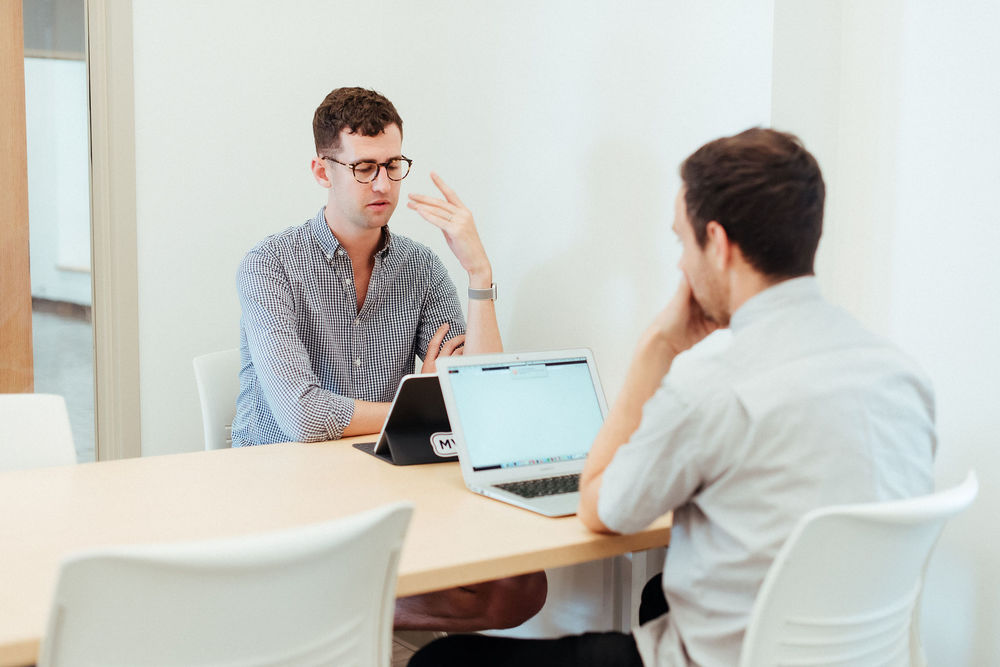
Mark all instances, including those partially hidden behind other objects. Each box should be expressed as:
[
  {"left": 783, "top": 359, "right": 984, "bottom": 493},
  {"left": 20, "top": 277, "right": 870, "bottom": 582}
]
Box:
[
  {"left": 705, "top": 302, "right": 732, "bottom": 328},
  {"left": 692, "top": 293, "right": 729, "bottom": 328},
  {"left": 365, "top": 207, "right": 396, "bottom": 227},
  {"left": 709, "top": 313, "right": 731, "bottom": 328}
]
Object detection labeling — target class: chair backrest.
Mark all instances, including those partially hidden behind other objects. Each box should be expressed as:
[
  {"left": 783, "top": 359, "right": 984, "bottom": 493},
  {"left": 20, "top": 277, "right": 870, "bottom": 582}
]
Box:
[
  {"left": 192, "top": 348, "right": 241, "bottom": 449},
  {"left": 0, "top": 393, "right": 76, "bottom": 471},
  {"left": 739, "top": 471, "right": 978, "bottom": 667},
  {"left": 39, "top": 501, "right": 413, "bottom": 667}
]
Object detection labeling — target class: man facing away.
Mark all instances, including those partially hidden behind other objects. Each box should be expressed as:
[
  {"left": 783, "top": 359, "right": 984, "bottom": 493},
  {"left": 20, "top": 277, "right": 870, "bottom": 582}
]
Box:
[
  {"left": 234, "top": 87, "right": 546, "bottom": 632},
  {"left": 411, "top": 128, "right": 936, "bottom": 665}
]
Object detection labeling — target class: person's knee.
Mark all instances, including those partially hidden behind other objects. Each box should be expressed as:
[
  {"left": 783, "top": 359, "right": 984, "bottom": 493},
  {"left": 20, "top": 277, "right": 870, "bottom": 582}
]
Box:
[{"left": 474, "top": 570, "right": 548, "bottom": 629}]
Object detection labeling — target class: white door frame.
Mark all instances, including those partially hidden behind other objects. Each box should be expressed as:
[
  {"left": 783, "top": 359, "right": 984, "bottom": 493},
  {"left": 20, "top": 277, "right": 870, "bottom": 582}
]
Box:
[{"left": 87, "top": 0, "right": 141, "bottom": 460}]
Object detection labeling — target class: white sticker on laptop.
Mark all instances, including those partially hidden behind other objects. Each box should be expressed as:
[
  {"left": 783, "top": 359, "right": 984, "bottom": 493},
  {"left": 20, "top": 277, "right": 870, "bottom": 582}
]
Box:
[{"left": 430, "top": 432, "right": 459, "bottom": 457}]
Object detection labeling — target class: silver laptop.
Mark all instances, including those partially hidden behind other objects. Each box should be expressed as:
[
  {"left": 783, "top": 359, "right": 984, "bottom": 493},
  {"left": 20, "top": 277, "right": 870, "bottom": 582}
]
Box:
[{"left": 436, "top": 349, "right": 608, "bottom": 517}]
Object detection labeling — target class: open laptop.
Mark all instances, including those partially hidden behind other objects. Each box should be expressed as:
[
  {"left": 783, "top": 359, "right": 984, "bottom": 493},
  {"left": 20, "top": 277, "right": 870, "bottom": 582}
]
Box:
[
  {"left": 436, "top": 349, "right": 608, "bottom": 516},
  {"left": 352, "top": 374, "right": 458, "bottom": 465}
]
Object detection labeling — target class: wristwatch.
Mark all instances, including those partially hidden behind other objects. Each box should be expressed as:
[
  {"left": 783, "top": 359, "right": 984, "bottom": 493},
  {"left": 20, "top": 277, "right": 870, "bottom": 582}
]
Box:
[{"left": 468, "top": 283, "right": 498, "bottom": 301}]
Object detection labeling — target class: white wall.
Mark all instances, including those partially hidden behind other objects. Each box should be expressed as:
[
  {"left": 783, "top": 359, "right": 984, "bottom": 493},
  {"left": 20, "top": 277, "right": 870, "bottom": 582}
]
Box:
[
  {"left": 130, "top": 0, "right": 773, "bottom": 639},
  {"left": 773, "top": 1, "right": 1000, "bottom": 663},
  {"left": 131, "top": 0, "right": 774, "bottom": 458},
  {"left": 127, "top": 0, "right": 998, "bottom": 657}
]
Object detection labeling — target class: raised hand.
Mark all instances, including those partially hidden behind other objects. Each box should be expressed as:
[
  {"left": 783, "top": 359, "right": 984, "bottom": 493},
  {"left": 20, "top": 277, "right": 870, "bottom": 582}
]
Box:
[{"left": 407, "top": 172, "right": 492, "bottom": 285}]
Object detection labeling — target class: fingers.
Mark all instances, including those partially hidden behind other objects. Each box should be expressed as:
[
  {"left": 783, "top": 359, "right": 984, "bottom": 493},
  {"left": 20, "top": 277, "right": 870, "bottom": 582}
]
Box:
[
  {"left": 405, "top": 171, "right": 467, "bottom": 225},
  {"left": 654, "top": 277, "right": 721, "bottom": 354},
  {"left": 407, "top": 197, "right": 461, "bottom": 233},
  {"left": 439, "top": 334, "right": 466, "bottom": 357},
  {"left": 407, "top": 193, "right": 455, "bottom": 214},
  {"left": 406, "top": 196, "right": 455, "bottom": 230},
  {"left": 425, "top": 322, "right": 450, "bottom": 362},
  {"left": 430, "top": 171, "right": 465, "bottom": 208},
  {"left": 420, "top": 325, "right": 464, "bottom": 375},
  {"left": 406, "top": 173, "right": 489, "bottom": 277}
]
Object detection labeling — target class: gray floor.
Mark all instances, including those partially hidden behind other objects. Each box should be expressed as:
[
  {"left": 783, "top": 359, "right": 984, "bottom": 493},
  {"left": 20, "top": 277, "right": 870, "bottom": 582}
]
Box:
[
  {"left": 31, "top": 309, "right": 95, "bottom": 462},
  {"left": 392, "top": 631, "right": 441, "bottom": 666}
]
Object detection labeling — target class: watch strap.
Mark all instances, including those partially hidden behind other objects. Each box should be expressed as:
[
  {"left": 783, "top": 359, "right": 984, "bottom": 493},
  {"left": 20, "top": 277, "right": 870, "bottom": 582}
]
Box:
[{"left": 468, "top": 283, "right": 497, "bottom": 301}]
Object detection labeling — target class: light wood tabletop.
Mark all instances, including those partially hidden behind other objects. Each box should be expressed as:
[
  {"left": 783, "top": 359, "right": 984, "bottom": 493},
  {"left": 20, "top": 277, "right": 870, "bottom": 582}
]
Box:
[{"left": 0, "top": 436, "right": 671, "bottom": 667}]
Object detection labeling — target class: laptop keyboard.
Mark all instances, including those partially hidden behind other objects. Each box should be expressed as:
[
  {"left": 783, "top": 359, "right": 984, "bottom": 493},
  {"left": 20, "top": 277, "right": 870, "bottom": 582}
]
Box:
[{"left": 496, "top": 473, "right": 580, "bottom": 498}]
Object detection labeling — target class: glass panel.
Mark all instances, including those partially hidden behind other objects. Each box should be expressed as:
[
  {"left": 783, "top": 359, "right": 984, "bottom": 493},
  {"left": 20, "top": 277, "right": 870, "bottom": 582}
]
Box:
[{"left": 23, "top": 0, "right": 95, "bottom": 462}]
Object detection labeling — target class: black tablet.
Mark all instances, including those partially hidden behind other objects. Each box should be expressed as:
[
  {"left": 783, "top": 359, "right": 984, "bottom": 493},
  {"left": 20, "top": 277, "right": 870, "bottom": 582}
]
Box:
[{"left": 352, "top": 374, "right": 458, "bottom": 465}]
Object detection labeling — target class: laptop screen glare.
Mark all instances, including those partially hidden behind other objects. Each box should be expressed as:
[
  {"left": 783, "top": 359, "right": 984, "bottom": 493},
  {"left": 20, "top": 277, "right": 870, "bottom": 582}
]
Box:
[{"left": 446, "top": 358, "right": 604, "bottom": 471}]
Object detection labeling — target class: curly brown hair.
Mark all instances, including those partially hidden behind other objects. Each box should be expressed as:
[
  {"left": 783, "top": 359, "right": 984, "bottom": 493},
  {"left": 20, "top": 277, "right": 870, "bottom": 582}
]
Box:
[
  {"left": 313, "top": 87, "right": 403, "bottom": 155},
  {"left": 681, "top": 128, "right": 825, "bottom": 279}
]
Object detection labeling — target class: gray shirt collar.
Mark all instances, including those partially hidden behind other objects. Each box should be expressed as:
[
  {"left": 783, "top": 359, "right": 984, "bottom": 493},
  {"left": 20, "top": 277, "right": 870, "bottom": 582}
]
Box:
[{"left": 729, "top": 275, "right": 821, "bottom": 334}]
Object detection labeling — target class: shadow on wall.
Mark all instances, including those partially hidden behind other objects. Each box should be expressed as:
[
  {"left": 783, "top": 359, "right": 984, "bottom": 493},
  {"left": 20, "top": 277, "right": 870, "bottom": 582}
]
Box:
[{"left": 506, "top": 138, "right": 673, "bottom": 398}]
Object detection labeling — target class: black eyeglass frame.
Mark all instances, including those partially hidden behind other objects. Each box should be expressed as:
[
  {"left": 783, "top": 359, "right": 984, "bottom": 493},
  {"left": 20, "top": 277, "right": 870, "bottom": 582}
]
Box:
[{"left": 320, "top": 155, "right": 413, "bottom": 183}]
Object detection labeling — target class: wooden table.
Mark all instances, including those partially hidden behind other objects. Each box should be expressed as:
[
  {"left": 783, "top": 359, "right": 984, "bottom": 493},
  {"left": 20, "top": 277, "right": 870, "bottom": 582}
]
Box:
[{"left": 0, "top": 436, "right": 671, "bottom": 666}]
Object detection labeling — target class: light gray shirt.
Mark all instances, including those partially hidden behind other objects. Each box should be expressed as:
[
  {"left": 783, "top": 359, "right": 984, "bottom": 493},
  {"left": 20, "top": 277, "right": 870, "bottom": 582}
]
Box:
[{"left": 598, "top": 276, "right": 936, "bottom": 666}]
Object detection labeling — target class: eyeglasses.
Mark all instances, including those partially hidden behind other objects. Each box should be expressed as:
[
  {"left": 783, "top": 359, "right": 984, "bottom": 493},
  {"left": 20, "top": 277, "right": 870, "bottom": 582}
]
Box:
[{"left": 320, "top": 155, "right": 413, "bottom": 183}]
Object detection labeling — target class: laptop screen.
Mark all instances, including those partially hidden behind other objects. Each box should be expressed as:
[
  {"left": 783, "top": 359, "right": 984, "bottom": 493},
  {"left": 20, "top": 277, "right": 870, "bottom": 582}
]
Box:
[{"left": 445, "top": 355, "right": 604, "bottom": 472}]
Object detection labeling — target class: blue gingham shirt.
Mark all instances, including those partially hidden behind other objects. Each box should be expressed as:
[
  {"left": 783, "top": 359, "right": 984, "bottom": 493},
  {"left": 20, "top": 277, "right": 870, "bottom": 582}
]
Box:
[{"left": 233, "top": 208, "right": 466, "bottom": 446}]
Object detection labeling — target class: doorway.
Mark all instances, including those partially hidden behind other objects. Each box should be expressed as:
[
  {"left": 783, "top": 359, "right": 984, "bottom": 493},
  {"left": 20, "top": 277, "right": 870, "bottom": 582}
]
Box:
[{"left": 23, "top": 0, "right": 95, "bottom": 462}]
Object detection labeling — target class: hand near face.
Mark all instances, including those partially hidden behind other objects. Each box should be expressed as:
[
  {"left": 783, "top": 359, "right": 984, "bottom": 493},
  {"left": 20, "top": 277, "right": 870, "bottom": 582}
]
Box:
[
  {"left": 420, "top": 322, "right": 466, "bottom": 374},
  {"left": 407, "top": 172, "right": 492, "bottom": 283},
  {"left": 650, "top": 278, "right": 720, "bottom": 356}
]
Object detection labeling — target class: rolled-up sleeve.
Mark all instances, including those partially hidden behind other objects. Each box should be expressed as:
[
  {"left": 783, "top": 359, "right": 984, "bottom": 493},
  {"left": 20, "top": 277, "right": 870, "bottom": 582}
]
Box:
[{"left": 237, "top": 248, "right": 354, "bottom": 442}]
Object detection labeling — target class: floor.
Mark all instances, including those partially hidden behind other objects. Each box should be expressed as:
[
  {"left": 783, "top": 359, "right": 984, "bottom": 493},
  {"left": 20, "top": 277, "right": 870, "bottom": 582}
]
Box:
[
  {"left": 393, "top": 630, "right": 441, "bottom": 666},
  {"left": 31, "top": 308, "right": 95, "bottom": 462},
  {"left": 392, "top": 638, "right": 417, "bottom": 666}
]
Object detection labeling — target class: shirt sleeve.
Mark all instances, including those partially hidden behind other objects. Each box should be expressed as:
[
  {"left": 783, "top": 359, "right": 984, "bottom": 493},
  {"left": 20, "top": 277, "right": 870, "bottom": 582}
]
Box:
[
  {"left": 414, "top": 253, "right": 466, "bottom": 361},
  {"left": 237, "top": 247, "right": 355, "bottom": 441},
  {"left": 597, "top": 376, "right": 748, "bottom": 534}
]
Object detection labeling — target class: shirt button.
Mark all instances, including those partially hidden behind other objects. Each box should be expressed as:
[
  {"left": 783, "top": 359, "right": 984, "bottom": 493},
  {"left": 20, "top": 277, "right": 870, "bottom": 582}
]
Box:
[
  {"left": 353, "top": 318, "right": 360, "bottom": 326},
  {"left": 354, "top": 357, "right": 361, "bottom": 367},
  {"left": 343, "top": 278, "right": 351, "bottom": 286},
  {"left": 337, "top": 249, "right": 345, "bottom": 256}
]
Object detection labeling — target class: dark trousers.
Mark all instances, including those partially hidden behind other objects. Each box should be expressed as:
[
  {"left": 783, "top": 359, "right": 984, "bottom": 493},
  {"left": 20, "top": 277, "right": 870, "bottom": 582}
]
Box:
[{"left": 408, "top": 574, "right": 669, "bottom": 667}]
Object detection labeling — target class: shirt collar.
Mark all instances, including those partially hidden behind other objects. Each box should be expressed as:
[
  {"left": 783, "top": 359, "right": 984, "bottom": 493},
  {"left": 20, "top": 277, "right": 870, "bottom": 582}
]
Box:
[
  {"left": 310, "top": 207, "right": 396, "bottom": 259},
  {"left": 376, "top": 227, "right": 394, "bottom": 257},
  {"left": 729, "top": 275, "right": 822, "bottom": 333}
]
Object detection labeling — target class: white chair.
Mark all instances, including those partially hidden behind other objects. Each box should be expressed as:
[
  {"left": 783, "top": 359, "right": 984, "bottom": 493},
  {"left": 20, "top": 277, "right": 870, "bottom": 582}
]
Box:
[
  {"left": 739, "top": 471, "right": 978, "bottom": 667},
  {"left": 0, "top": 393, "right": 76, "bottom": 470},
  {"left": 38, "top": 501, "right": 413, "bottom": 667},
  {"left": 192, "top": 348, "right": 241, "bottom": 449}
]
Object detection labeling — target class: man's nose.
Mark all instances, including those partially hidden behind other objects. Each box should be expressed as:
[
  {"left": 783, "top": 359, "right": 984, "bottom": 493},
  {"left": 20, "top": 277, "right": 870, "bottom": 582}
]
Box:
[{"left": 371, "top": 168, "right": 391, "bottom": 193}]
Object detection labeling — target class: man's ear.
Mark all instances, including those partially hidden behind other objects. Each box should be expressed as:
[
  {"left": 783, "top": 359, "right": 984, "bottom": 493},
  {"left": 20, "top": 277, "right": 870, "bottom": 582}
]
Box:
[
  {"left": 310, "top": 157, "right": 332, "bottom": 189},
  {"left": 704, "top": 220, "right": 731, "bottom": 270}
]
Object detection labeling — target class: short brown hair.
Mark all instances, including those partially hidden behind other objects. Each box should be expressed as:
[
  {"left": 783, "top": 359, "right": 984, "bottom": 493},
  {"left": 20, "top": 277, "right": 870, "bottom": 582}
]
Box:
[
  {"left": 680, "top": 128, "right": 825, "bottom": 279},
  {"left": 312, "top": 87, "right": 403, "bottom": 155}
]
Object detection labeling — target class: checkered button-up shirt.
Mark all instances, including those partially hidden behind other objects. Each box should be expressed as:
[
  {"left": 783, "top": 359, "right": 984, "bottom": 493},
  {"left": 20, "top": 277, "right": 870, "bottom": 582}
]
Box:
[{"left": 233, "top": 208, "right": 466, "bottom": 446}]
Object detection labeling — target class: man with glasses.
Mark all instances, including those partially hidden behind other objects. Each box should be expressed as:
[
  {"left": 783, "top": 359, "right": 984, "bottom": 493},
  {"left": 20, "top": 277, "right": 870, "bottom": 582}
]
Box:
[{"left": 235, "top": 87, "right": 546, "bottom": 631}]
